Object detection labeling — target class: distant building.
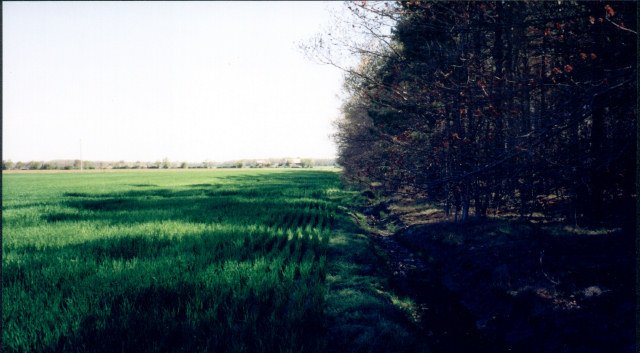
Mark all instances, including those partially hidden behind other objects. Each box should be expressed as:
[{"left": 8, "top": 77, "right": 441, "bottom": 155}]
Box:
[
  {"left": 289, "top": 158, "right": 302, "bottom": 168},
  {"left": 256, "top": 159, "right": 270, "bottom": 167}
]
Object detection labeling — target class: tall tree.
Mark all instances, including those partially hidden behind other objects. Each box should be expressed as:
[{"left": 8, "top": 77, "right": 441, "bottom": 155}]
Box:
[{"left": 324, "top": 1, "right": 636, "bottom": 223}]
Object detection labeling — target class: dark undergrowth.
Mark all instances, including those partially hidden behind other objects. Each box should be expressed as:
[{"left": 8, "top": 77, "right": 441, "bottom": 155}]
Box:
[{"left": 363, "top": 196, "right": 635, "bottom": 353}]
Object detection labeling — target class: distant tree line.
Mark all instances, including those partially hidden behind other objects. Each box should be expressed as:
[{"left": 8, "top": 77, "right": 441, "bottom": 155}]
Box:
[
  {"left": 319, "top": 1, "right": 636, "bottom": 224},
  {"left": 2, "top": 158, "right": 336, "bottom": 170}
]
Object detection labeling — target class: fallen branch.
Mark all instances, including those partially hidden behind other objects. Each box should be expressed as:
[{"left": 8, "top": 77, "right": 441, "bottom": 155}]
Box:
[{"left": 539, "top": 250, "right": 560, "bottom": 285}]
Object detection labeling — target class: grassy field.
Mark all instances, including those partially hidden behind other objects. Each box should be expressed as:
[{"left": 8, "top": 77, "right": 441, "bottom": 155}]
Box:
[{"left": 3, "top": 170, "right": 423, "bottom": 353}]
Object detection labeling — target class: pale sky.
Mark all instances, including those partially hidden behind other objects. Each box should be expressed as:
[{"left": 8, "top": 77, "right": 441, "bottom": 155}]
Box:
[{"left": 3, "top": 1, "right": 347, "bottom": 162}]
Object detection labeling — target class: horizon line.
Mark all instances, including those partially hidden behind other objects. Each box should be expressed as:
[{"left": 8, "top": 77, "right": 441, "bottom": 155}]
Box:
[{"left": 2, "top": 156, "right": 337, "bottom": 163}]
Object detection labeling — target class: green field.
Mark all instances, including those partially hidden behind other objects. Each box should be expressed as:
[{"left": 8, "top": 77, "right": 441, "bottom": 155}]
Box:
[{"left": 3, "top": 170, "right": 421, "bottom": 353}]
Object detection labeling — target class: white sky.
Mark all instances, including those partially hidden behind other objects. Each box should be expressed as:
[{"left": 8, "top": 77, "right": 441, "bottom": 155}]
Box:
[{"left": 3, "top": 1, "right": 347, "bottom": 162}]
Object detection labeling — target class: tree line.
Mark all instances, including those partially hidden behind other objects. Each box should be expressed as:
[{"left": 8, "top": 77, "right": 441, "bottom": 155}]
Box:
[
  {"left": 2, "top": 158, "right": 336, "bottom": 170},
  {"left": 323, "top": 1, "right": 635, "bottom": 224}
]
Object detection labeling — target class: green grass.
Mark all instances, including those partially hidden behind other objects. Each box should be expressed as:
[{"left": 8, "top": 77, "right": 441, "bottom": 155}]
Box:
[{"left": 3, "top": 170, "right": 424, "bottom": 353}]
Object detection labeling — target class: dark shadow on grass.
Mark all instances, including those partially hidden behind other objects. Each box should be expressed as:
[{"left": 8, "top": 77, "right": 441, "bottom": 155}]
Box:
[
  {"left": 5, "top": 226, "right": 328, "bottom": 353},
  {"left": 3, "top": 219, "right": 332, "bottom": 352},
  {"left": 4, "top": 226, "right": 319, "bottom": 284},
  {"left": 46, "top": 172, "right": 342, "bottom": 228},
  {"left": 44, "top": 279, "right": 326, "bottom": 353},
  {"left": 56, "top": 192, "right": 336, "bottom": 228},
  {"left": 63, "top": 192, "right": 91, "bottom": 198},
  {"left": 74, "top": 198, "right": 133, "bottom": 211},
  {"left": 63, "top": 192, "right": 119, "bottom": 199},
  {"left": 43, "top": 212, "right": 84, "bottom": 222}
]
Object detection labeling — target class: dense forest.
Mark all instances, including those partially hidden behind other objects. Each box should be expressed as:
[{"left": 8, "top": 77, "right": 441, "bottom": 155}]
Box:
[{"left": 322, "top": 1, "right": 635, "bottom": 225}]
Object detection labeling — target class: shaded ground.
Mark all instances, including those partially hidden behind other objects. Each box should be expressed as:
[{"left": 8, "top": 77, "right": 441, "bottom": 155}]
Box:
[
  {"left": 358, "top": 198, "right": 635, "bottom": 353},
  {"left": 367, "top": 231, "right": 492, "bottom": 353}
]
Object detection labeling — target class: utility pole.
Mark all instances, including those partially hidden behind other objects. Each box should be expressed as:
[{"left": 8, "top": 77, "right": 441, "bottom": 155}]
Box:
[{"left": 80, "top": 139, "right": 83, "bottom": 171}]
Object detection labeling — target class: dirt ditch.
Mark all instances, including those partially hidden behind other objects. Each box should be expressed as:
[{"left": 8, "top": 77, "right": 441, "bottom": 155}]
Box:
[
  {"left": 369, "top": 230, "right": 497, "bottom": 353},
  {"left": 362, "top": 204, "right": 635, "bottom": 353}
]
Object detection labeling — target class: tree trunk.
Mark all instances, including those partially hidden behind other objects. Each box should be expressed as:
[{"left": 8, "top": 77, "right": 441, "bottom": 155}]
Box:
[
  {"left": 461, "top": 185, "right": 470, "bottom": 222},
  {"left": 588, "top": 93, "right": 605, "bottom": 222}
]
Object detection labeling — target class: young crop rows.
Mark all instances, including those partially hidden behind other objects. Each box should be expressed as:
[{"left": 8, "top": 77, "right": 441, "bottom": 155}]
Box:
[{"left": 2, "top": 170, "right": 341, "bottom": 353}]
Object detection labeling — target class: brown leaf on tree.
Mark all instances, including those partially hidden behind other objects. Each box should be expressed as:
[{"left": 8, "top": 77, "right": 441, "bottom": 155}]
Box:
[
  {"left": 590, "top": 53, "right": 597, "bottom": 60},
  {"left": 488, "top": 105, "right": 499, "bottom": 117},
  {"left": 604, "top": 4, "right": 615, "bottom": 17},
  {"left": 564, "top": 64, "right": 573, "bottom": 73},
  {"left": 588, "top": 16, "right": 595, "bottom": 25},
  {"left": 579, "top": 53, "right": 588, "bottom": 60}
]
